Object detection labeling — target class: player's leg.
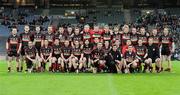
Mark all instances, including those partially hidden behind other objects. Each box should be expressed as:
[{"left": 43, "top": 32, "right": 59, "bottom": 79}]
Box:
[
  {"left": 79, "top": 57, "right": 86, "bottom": 72},
  {"left": 58, "top": 57, "right": 64, "bottom": 72},
  {"left": 51, "top": 57, "right": 57, "bottom": 72},
  {"left": 71, "top": 57, "right": 78, "bottom": 73},
  {"left": 25, "top": 58, "right": 33, "bottom": 73},
  {"left": 155, "top": 58, "right": 161, "bottom": 73},
  {"left": 99, "top": 60, "right": 106, "bottom": 72},
  {"left": 7, "top": 55, "right": 13, "bottom": 72},
  {"left": 165, "top": 55, "right": 172, "bottom": 72},
  {"left": 15, "top": 55, "right": 20, "bottom": 72},
  {"left": 48, "top": 57, "right": 53, "bottom": 72},
  {"left": 116, "top": 61, "right": 123, "bottom": 73}
]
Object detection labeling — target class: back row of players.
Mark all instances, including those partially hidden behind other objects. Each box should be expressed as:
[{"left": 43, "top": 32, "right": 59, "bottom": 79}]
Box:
[{"left": 6, "top": 24, "right": 174, "bottom": 73}]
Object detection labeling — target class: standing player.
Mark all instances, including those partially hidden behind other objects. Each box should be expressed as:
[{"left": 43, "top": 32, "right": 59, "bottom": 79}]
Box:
[
  {"left": 56, "top": 26, "right": 66, "bottom": 46},
  {"left": 72, "top": 27, "right": 83, "bottom": 46},
  {"left": 61, "top": 40, "right": 73, "bottom": 72},
  {"left": 130, "top": 27, "right": 138, "bottom": 46},
  {"left": 51, "top": 39, "right": 62, "bottom": 72},
  {"left": 6, "top": 28, "right": 22, "bottom": 72},
  {"left": 40, "top": 40, "right": 53, "bottom": 72},
  {"left": 150, "top": 28, "right": 160, "bottom": 47},
  {"left": 160, "top": 28, "right": 175, "bottom": 72},
  {"left": 121, "top": 24, "right": 131, "bottom": 46},
  {"left": 91, "top": 42, "right": 106, "bottom": 73},
  {"left": 32, "top": 26, "right": 44, "bottom": 56},
  {"left": 20, "top": 25, "right": 33, "bottom": 71},
  {"left": 83, "top": 25, "right": 91, "bottom": 42},
  {"left": 91, "top": 25, "right": 103, "bottom": 43},
  {"left": 146, "top": 38, "right": 161, "bottom": 73},
  {"left": 25, "top": 41, "right": 39, "bottom": 73},
  {"left": 138, "top": 27, "right": 149, "bottom": 46},
  {"left": 44, "top": 26, "right": 55, "bottom": 46},
  {"left": 102, "top": 25, "right": 113, "bottom": 43}
]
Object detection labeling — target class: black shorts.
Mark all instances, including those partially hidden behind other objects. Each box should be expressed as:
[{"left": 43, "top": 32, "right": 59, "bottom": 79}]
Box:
[
  {"left": 7, "top": 50, "right": 19, "bottom": 57},
  {"left": 21, "top": 46, "right": 27, "bottom": 56},
  {"left": 26, "top": 57, "right": 35, "bottom": 69},
  {"left": 161, "top": 47, "right": 171, "bottom": 56},
  {"left": 52, "top": 54, "right": 61, "bottom": 59}
]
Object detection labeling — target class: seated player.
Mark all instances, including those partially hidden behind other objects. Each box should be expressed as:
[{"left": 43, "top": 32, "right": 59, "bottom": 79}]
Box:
[
  {"left": 71, "top": 41, "right": 86, "bottom": 73},
  {"left": 61, "top": 40, "right": 73, "bottom": 72},
  {"left": 135, "top": 39, "right": 148, "bottom": 72},
  {"left": 25, "top": 41, "right": 39, "bottom": 73},
  {"left": 107, "top": 45, "right": 122, "bottom": 73},
  {"left": 6, "top": 28, "right": 22, "bottom": 72},
  {"left": 91, "top": 42, "right": 106, "bottom": 73},
  {"left": 160, "top": 27, "right": 175, "bottom": 72},
  {"left": 123, "top": 45, "right": 138, "bottom": 73},
  {"left": 83, "top": 39, "right": 93, "bottom": 70},
  {"left": 40, "top": 40, "right": 53, "bottom": 72},
  {"left": 51, "top": 39, "right": 62, "bottom": 72},
  {"left": 145, "top": 38, "right": 161, "bottom": 73}
]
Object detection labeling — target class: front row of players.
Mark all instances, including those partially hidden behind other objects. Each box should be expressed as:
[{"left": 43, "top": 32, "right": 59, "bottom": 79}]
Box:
[{"left": 6, "top": 39, "right": 165, "bottom": 73}]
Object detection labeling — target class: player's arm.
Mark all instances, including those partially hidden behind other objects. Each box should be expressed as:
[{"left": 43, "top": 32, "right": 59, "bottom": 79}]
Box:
[
  {"left": 6, "top": 41, "right": 9, "bottom": 51},
  {"left": 171, "top": 42, "right": 175, "bottom": 53},
  {"left": 61, "top": 53, "right": 65, "bottom": 60},
  {"left": 25, "top": 51, "right": 34, "bottom": 62}
]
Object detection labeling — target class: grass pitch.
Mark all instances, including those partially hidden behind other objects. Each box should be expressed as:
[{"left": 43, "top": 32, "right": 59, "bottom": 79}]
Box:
[{"left": 0, "top": 60, "right": 180, "bottom": 95}]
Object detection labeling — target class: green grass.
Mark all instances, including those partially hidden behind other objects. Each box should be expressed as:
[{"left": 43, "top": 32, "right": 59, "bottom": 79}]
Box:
[{"left": 0, "top": 60, "right": 180, "bottom": 95}]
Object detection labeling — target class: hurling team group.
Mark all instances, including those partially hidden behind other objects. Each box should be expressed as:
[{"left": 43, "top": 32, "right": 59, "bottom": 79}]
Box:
[{"left": 6, "top": 24, "right": 175, "bottom": 73}]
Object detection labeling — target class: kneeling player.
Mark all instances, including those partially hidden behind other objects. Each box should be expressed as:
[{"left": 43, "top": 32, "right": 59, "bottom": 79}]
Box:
[
  {"left": 91, "top": 42, "right": 106, "bottom": 73},
  {"left": 6, "top": 28, "right": 21, "bottom": 72},
  {"left": 25, "top": 41, "right": 39, "bottom": 73},
  {"left": 123, "top": 46, "right": 138, "bottom": 73},
  {"left": 51, "top": 39, "right": 62, "bottom": 72},
  {"left": 72, "top": 41, "right": 86, "bottom": 73},
  {"left": 40, "top": 40, "right": 53, "bottom": 72},
  {"left": 108, "top": 45, "right": 122, "bottom": 73},
  {"left": 145, "top": 38, "right": 161, "bottom": 73}
]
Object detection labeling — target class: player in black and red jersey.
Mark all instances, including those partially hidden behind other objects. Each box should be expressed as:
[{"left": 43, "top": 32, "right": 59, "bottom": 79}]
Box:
[
  {"left": 44, "top": 26, "right": 55, "bottom": 46},
  {"left": 32, "top": 26, "right": 44, "bottom": 55},
  {"left": 55, "top": 26, "right": 66, "bottom": 46},
  {"left": 83, "top": 24, "right": 91, "bottom": 42},
  {"left": 25, "top": 41, "right": 39, "bottom": 73},
  {"left": 40, "top": 40, "right": 53, "bottom": 72},
  {"left": 130, "top": 27, "right": 138, "bottom": 46},
  {"left": 160, "top": 28, "right": 175, "bottom": 72},
  {"left": 112, "top": 25, "right": 122, "bottom": 43},
  {"left": 135, "top": 39, "right": 148, "bottom": 72},
  {"left": 6, "top": 28, "right": 22, "bottom": 72},
  {"left": 72, "top": 27, "right": 83, "bottom": 47},
  {"left": 138, "top": 27, "right": 149, "bottom": 46},
  {"left": 150, "top": 28, "right": 160, "bottom": 47},
  {"left": 146, "top": 38, "right": 161, "bottom": 73},
  {"left": 51, "top": 39, "right": 62, "bottom": 72},
  {"left": 65, "top": 26, "right": 74, "bottom": 45},
  {"left": 91, "top": 42, "right": 106, "bottom": 73},
  {"left": 102, "top": 25, "right": 113, "bottom": 43},
  {"left": 83, "top": 39, "right": 93, "bottom": 69},
  {"left": 61, "top": 40, "right": 73, "bottom": 72},
  {"left": 121, "top": 24, "right": 131, "bottom": 46},
  {"left": 20, "top": 25, "right": 33, "bottom": 71},
  {"left": 123, "top": 45, "right": 138, "bottom": 73},
  {"left": 91, "top": 24, "right": 103, "bottom": 43},
  {"left": 71, "top": 41, "right": 86, "bottom": 73}
]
